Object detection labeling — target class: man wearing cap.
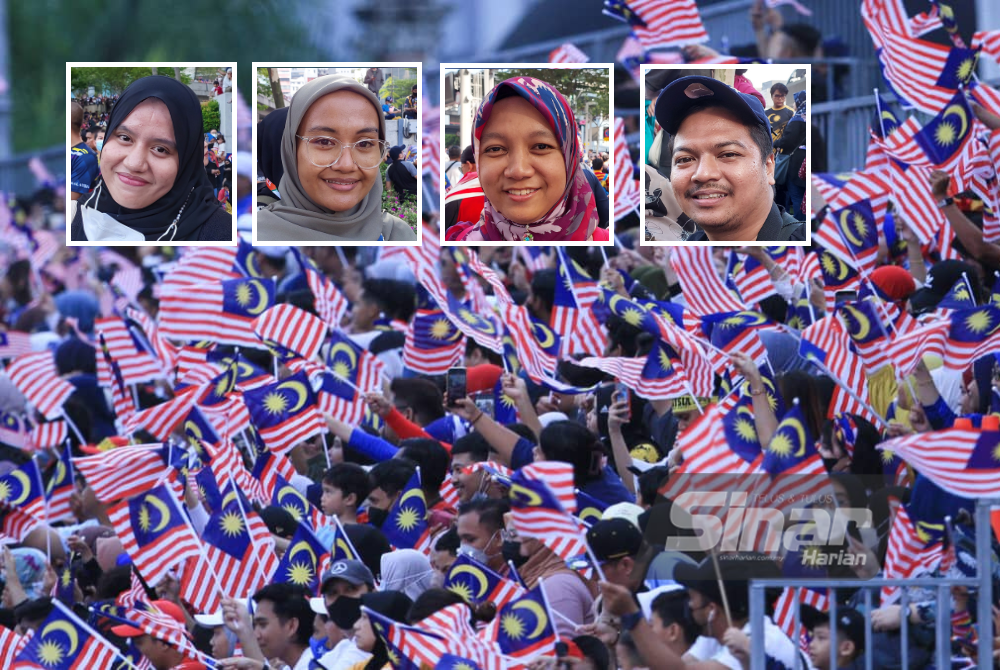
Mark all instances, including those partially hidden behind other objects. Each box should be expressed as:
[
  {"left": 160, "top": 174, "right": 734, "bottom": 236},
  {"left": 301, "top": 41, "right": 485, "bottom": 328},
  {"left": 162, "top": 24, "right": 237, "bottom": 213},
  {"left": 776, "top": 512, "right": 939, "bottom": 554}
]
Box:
[
  {"left": 805, "top": 607, "right": 866, "bottom": 669},
  {"left": 112, "top": 600, "right": 209, "bottom": 669},
  {"left": 313, "top": 560, "right": 375, "bottom": 669},
  {"left": 655, "top": 76, "right": 806, "bottom": 243}
]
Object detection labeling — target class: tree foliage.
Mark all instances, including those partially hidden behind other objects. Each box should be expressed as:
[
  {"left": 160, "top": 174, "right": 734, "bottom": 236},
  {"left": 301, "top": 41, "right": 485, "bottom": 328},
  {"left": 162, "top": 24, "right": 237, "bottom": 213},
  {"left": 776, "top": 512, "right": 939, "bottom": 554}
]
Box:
[
  {"left": 70, "top": 67, "right": 191, "bottom": 97},
  {"left": 492, "top": 68, "right": 610, "bottom": 122},
  {"left": 202, "top": 100, "right": 221, "bottom": 135},
  {"left": 10, "top": 0, "right": 320, "bottom": 152}
]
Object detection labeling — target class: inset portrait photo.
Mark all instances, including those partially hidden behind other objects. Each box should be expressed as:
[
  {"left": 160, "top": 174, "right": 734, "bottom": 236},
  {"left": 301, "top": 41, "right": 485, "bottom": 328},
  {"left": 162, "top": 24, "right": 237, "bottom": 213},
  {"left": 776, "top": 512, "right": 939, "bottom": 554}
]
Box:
[
  {"left": 66, "top": 63, "right": 237, "bottom": 245},
  {"left": 642, "top": 65, "right": 810, "bottom": 245},
  {"left": 253, "top": 64, "right": 421, "bottom": 245},
  {"left": 440, "top": 64, "right": 614, "bottom": 245}
]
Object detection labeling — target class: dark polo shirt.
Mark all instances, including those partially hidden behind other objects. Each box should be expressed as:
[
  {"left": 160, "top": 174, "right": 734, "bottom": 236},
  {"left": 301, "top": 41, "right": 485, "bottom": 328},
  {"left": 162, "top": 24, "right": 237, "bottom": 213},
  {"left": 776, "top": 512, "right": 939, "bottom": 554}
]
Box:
[{"left": 687, "top": 203, "right": 806, "bottom": 242}]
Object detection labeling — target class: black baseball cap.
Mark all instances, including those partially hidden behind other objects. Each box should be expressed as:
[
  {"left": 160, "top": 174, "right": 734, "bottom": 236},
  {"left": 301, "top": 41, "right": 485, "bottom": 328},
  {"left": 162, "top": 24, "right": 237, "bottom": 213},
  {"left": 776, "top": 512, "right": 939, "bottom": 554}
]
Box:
[
  {"left": 655, "top": 76, "right": 771, "bottom": 137},
  {"left": 586, "top": 518, "right": 643, "bottom": 564},
  {"left": 908, "top": 259, "right": 977, "bottom": 315},
  {"left": 802, "top": 606, "right": 866, "bottom": 651}
]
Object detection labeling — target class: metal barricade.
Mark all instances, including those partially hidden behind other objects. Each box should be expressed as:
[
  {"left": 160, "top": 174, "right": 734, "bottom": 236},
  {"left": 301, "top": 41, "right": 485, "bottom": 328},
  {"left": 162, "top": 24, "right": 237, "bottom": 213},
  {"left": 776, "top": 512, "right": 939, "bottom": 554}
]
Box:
[
  {"left": 0, "top": 145, "right": 65, "bottom": 197},
  {"left": 747, "top": 498, "right": 997, "bottom": 670}
]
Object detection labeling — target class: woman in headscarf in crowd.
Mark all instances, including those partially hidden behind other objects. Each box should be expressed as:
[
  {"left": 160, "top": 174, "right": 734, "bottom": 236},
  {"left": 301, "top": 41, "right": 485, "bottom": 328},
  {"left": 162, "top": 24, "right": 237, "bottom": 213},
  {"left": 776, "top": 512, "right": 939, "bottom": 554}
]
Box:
[
  {"left": 256, "top": 74, "right": 417, "bottom": 242},
  {"left": 384, "top": 145, "right": 418, "bottom": 202},
  {"left": 70, "top": 75, "right": 231, "bottom": 242},
  {"left": 256, "top": 106, "right": 289, "bottom": 208},
  {"left": 379, "top": 549, "right": 434, "bottom": 601},
  {"left": 349, "top": 591, "right": 413, "bottom": 670},
  {"left": 446, "top": 77, "right": 608, "bottom": 243}
]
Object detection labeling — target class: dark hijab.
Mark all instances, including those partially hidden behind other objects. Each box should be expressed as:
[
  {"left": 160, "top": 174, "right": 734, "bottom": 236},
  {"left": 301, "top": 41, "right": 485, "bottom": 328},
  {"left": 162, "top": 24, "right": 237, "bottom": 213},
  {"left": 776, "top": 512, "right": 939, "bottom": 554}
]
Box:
[
  {"left": 257, "top": 106, "right": 289, "bottom": 186},
  {"left": 360, "top": 590, "right": 413, "bottom": 670},
  {"left": 81, "top": 75, "right": 221, "bottom": 240}
]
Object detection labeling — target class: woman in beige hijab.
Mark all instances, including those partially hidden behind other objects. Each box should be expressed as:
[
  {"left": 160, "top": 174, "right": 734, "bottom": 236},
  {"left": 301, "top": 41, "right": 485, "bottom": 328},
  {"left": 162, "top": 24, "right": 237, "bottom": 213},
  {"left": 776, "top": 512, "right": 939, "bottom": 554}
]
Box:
[{"left": 256, "top": 74, "right": 417, "bottom": 242}]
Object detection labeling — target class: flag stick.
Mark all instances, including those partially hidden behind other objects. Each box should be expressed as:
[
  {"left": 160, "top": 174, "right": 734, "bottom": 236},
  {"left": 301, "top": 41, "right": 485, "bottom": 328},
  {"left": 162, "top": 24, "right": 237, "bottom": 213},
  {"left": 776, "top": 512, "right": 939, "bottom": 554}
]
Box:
[
  {"left": 332, "top": 514, "right": 361, "bottom": 560},
  {"left": 599, "top": 245, "right": 609, "bottom": 265},
  {"left": 31, "top": 454, "right": 50, "bottom": 563},
  {"left": 165, "top": 483, "right": 227, "bottom": 601},
  {"left": 322, "top": 430, "right": 332, "bottom": 471},
  {"left": 61, "top": 409, "right": 87, "bottom": 447},
  {"left": 507, "top": 559, "right": 526, "bottom": 588},
  {"left": 873, "top": 88, "right": 887, "bottom": 139},
  {"left": 576, "top": 517, "right": 607, "bottom": 582},
  {"left": 537, "top": 576, "right": 561, "bottom": 642},
  {"left": 708, "top": 546, "right": 734, "bottom": 628}
]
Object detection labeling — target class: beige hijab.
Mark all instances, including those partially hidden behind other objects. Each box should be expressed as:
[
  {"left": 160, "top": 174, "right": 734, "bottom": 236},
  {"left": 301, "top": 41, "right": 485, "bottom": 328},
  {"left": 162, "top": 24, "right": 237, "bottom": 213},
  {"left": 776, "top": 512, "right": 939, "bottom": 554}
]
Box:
[{"left": 257, "top": 74, "right": 414, "bottom": 242}]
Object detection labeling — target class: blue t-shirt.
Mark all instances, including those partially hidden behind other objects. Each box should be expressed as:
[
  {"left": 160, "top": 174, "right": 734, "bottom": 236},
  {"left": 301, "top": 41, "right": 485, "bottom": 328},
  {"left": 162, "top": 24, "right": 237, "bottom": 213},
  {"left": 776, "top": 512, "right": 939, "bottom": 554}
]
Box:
[{"left": 70, "top": 142, "right": 100, "bottom": 195}]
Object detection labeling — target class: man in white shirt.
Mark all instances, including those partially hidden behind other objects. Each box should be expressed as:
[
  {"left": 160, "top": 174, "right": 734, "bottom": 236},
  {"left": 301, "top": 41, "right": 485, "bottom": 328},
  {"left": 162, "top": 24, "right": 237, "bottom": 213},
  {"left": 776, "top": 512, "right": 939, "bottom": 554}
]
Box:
[{"left": 252, "top": 583, "right": 315, "bottom": 670}]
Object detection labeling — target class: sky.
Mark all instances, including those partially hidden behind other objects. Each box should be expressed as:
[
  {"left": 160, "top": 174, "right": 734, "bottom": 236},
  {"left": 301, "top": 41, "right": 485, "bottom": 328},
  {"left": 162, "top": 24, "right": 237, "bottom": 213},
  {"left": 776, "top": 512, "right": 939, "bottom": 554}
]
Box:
[{"left": 743, "top": 65, "right": 803, "bottom": 94}]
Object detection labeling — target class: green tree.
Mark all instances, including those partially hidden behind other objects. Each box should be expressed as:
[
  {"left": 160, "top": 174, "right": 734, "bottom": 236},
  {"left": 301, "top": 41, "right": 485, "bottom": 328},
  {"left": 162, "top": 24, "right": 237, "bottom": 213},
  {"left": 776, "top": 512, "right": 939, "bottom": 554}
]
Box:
[
  {"left": 202, "top": 100, "right": 221, "bottom": 134},
  {"left": 492, "top": 68, "right": 610, "bottom": 120},
  {"left": 10, "top": 0, "right": 321, "bottom": 152}
]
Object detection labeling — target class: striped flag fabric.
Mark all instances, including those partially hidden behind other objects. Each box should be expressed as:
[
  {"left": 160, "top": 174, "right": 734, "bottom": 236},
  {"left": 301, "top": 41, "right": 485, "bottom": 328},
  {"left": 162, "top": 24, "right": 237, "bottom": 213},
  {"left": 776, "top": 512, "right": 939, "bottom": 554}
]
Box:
[
  {"left": 576, "top": 340, "right": 696, "bottom": 401},
  {"left": 670, "top": 246, "right": 747, "bottom": 316},
  {"left": 509, "top": 462, "right": 588, "bottom": 562},
  {"left": 498, "top": 304, "right": 590, "bottom": 393},
  {"left": 878, "top": 426, "right": 1000, "bottom": 498},
  {"left": 159, "top": 245, "right": 248, "bottom": 291},
  {"left": 1, "top": 506, "right": 42, "bottom": 543},
  {"left": 73, "top": 444, "right": 170, "bottom": 503},
  {"left": 95, "top": 316, "right": 164, "bottom": 385},
  {"left": 44, "top": 443, "right": 76, "bottom": 522},
  {"left": 0, "top": 459, "right": 47, "bottom": 522},
  {"left": 403, "top": 303, "right": 465, "bottom": 376},
  {"left": 421, "top": 91, "right": 442, "bottom": 196},
  {"left": 799, "top": 317, "right": 877, "bottom": 425},
  {"left": 124, "top": 392, "right": 197, "bottom": 440},
  {"left": 243, "top": 370, "right": 324, "bottom": 455},
  {"left": 28, "top": 420, "right": 67, "bottom": 451},
  {"left": 730, "top": 253, "right": 777, "bottom": 306},
  {"left": 417, "top": 603, "right": 505, "bottom": 670},
  {"left": 381, "top": 471, "right": 430, "bottom": 552},
  {"left": 99, "top": 249, "right": 144, "bottom": 301},
  {"left": 293, "top": 248, "right": 349, "bottom": 328},
  {"left": 0, "top": 412, "right": 28, "bottom": 450},
  {"left": 488, "top": 585, "right": 557, "bottom": 659},
  {"left": 97, "top": 334, "right": 138, "bottom": 428},
  {"left": 444, "top": 553, "right": 525, "bottom": 610},
  {"left": 107, "top": 482, "right": 203, "bottom": 586},
  {"left": 552, "top": 250, "right": 606, "bottom": 355},
  {"left": 0, "top": 331, "right": 32, "bottom": 360},
  {"left": 940, "top": 305, "right": 1000, "bottom": 371},
  {"left": 364, "top": 606, "right": 447, "bottom": 670},
  {"left": 613, "top": 117, "right": 641, "bottom": 221},
  {"left": 761, "top": 403, "right": 833, "bottom": 507},
  {"left": 0, "top": 621, "right": 27, "bottom": 666},
  {"left": 159, "top": 277, "right": 276, "bottom": 348},
  {"left": 13, "top": 600, "right": 122, "bottom": 669},
  {"left": 773, "top": 587, "right": 830, "bottom": 650},
  {"left": 253, "top": 303, "right": 328, "bottom": 361},
  {"left": 881, "top": 502, "right": 943, "bottom": 603},
  {"left": 250, "top": 449, "right": 298, "bottom": 504},
  {"left": 6, "top": 352, "right": 75, "bottom": 419},
  {"left": 548, "top": 42, "right": 589, "bottom": 63},
  {"left": 125, "top": 307, "right": 179, "bottom": 374},
  {"left": 180, "top": 485, "right": 277, "bottom": 611},
  {"left": 622, "top": 0, "right": 709, "bottom": 49}
]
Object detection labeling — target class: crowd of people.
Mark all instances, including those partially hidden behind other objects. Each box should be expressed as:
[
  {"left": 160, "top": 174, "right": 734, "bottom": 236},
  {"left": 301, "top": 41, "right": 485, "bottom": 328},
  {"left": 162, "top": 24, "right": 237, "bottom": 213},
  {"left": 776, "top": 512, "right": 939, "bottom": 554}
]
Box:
[{"left": 14, "top": 1, "right": 1000, "bottom": 668}]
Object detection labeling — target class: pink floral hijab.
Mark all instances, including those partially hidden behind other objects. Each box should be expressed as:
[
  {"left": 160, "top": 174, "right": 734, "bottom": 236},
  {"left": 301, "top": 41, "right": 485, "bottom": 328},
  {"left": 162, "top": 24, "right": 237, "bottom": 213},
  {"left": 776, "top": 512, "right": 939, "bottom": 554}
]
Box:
[{"left": 457, "top": 77, "right": 599, "bottom": 242}]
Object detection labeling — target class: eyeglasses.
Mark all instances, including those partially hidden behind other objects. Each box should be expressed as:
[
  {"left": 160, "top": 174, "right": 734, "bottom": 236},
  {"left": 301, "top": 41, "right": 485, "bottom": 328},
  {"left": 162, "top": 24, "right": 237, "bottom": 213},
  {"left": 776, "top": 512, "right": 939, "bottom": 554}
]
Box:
[
  {"left": 295, "top": 136, "right": 389, "bottom": 170},
  {"left": 501, "top": 527, "right": 520, "bottom": 542}
]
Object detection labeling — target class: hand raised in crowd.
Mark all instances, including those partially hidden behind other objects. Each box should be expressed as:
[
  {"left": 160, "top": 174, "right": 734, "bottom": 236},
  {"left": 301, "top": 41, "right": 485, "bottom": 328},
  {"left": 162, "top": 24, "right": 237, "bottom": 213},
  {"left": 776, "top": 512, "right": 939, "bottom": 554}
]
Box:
[
  {"left": 67, "top": 534, "right": 94, "bottom": 563},
  {"left": 364, "top": 392, "right": 393, "bottom": 417},
  {"left": 729, "top": 351, "right": 763, "bottom": 389},
  {"left": 534, "top": 392, "right": 560, "bottom": 416},
  {"left": 449, "top": 396, "right": 481, "bottom": 422},
  {"left": 599, "top": 266, "right": 628, "bottom": 297},
  {"left": 971, "top": 100, "right": 1000, "bottom": 131},
  {"left": 722, "top": 627, "right": 751, "bottom": 666},
  {"left": 607, "top": 399, "right": 630, "bottom": 432},
  {"left": 576, "top": 620, "right": 621, "bottom": 647},
  {"left": 599, "top": 580, "right": 640, "bottom": 617},
  {"left": 221, "top": 595, "right": 252, "bottom": 634},
  {"left": 929, "top": 169, "right": 951, "bottom": 201},
  {"left": 501, "top": 373, "right": 529, "bottom": 405},
  {"left": 908, "top": 404, "right": 932, "bottom": 433}
]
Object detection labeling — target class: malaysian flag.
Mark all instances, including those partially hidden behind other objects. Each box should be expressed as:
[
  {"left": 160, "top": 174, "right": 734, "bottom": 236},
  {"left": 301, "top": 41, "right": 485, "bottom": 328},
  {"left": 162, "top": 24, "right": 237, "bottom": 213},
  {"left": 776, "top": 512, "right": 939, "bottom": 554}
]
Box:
[
  {"left": 498, "top": 304, "right": 591, "bottom": 394},
  {"left": 243, "top": 370, "right": 323, "bottom": 455},
  {"left": 272, "top": 521, "right": 330, "bottom": 594},
  {"left": 575, "top": 489, "right": 609, "bottom": 527},
  {"left": 799, "top": 318, "right": 878, "bottom": 425},
  {"left": 835, "top": 298, "right": 895, "bottom": 374},
  {"left": 549, "top": 43, "right": 589, "bottom": 63},
  {"left": 125, "top": 307, "right": 179, "bottom": 374},
  {"left": 73, "top": 444, "right": 170, "bottom": 503},
  {"left": 577, "top": 340, "right": 697, "bottom": 401},
  {"left": 329, "top": 514, "right": 360, "bottom": 563},
  {"left": 607, "top": 0, "right": 709, "bottom": 49},
  {"left": 421, "top": 85, "right": 442, "bottom": 196},
  {"left": 0, "top": 331, "right": 32, "bottom": 360},
  {"left": 881, "top": 501, "right": 943, "bottom": 603},
  {"left": 98, "top": 334, "right": 137, "bottom": 428},
  {"left": 730, "top": 253, "right": 777, "bottom": 306},
  {"left": 159, "top": 244, "right": 251, "bottom": 291},
  {"left": 6, "top": 351, "right": 75, "bottom": 419},
  {"left": 14, "top": 600, "right": 123, "bottom": 669},
  {"left": 181, "top": 484, "right": 277, "bottom": 611},
  {"left": 0, "top": 411, "right": 28, "bottom": 450},
  {"left": 909, "top": 90, "right": 979, "bottom": 166},
  {"left": 417, "top": 603, "right": 505, "bottom": 670},
  {"left": 816, "top": 199, "right": 881, "bottom": 272},
  {"left": 509, "top": 462, "right": 588, "bottom": 562},
  {"left": 761, "top": 403, "right": 833, "bottom": 507},
  {"left": 0, "top": 626, "right": 26, "bottom": 667},
  {"left": 613, "top": 117, "right": 641, "bottom": 221},
  {"left": 939, "top": 305, "right": 1000, "bottom": 371},
  {"left": 28, "top": 419, "right": 68, "bottom": 451},
  {"left": 404, "top": 287, "right": 466, "bottom": 376},
  {"left": 271, "top": 473, "right": 326, "bottom": 531},
  {"left": 670, "top": 246, "right": 747, "bottom": 316},
  {"left": 700, "top": 311, "right": 771, "bottom": 372},
  {"left": 95, "top": 316, "right": 164, "bottom": 385},
  {"left": 159, "top": 277, "right": 276, "bottom": 348},
  {"left": 552, "top": 249, "right": 606, "bottom": 355},
  {"left": 444, "top": 553, "right": 525, "bottom": 610},
  {"left": 108, "top": 482, "right": 203, "bottom": 586},
  {"left": 250, "top": 448, "right": 297, "bottom": 504},
  {"left": 253, "top": 303, "right": 328, "bottom": 361},
  {"left": 382, "top": 471, "right": 430, "bottom": 552},
  {"left": 125, "top": 392, "right": 198, "bottom": 440},
  {"left": 879, "top": 426, "right": 1000, "bottom": 498},
  {"left": 488, "top": 586, "right": 557, "bottom": 659},
  {"left": 292, "top": 248, "right": 348, "bottom": 328},
  {"left": 44, "top": 443, "right": 76, "bottom": 522},
  {"left": 99, "top": 249, "right": 144, "bottom": 301},
  {"left": 772, "top": 587, "right": 830, "bottom": 650},
  {"left": 0, "top": 459, "right": 47, "bottom": 522},
  {"left": 364, "top": 606, "right": 446, "bottom": 670}
]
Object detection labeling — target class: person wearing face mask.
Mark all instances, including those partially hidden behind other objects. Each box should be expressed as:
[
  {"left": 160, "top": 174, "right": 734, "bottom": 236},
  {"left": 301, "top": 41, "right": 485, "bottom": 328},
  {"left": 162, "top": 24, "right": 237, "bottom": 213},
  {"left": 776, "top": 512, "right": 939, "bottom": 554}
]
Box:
[
  {"left": 455, "top": 498, "right": 509, "bottom": 575},
  {"left": 313, "top": 561, "right": 375, "bottom": 670},
  {"left": 364, "top": 459, "right": 417, "bottom": 530}
]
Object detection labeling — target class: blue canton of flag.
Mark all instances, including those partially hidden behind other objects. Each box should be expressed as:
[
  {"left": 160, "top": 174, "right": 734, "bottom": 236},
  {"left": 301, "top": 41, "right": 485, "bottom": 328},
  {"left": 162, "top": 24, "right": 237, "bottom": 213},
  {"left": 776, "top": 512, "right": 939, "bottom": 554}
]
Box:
[
  {"left": 938, "top": 274, "right": 978, "bottom": 310},
  {"left": 603, "top": 0, "right": 647, "bottom": 27},
  {"left": 221, "top": 277, "right": 276, "bottom": 320},
  {"left": 762, "top": 404, "right": 816, "bottom": 474},
  {"left": 381, "top": 471, "right": 429, "bottom": 550},
  {"left": 493, "top": 586, "right": 557, "bottom": 658},
  {"left": 443, "top": 553, "right": 522, "bottom": 608},
  {"left": 722, "top": 393, "right": 764, "bottom": 465},
  {"left": 272, "top": 522, "right": 330, "bottom": 594},
  {"left": 575, "top": 489, "right": 608, "bottom": 527},
  {"left": 934, "top": 47, "right": 980, "bottom": 90},
  {"left": 913, "top": 89, "right": 974, "bottom": 165},
  {"left": 871, "top": 94, "right": 900, "bottom": 138},
  {"left": 16, "top": 599, "right": 122, "bottom": 669},
  {"left": 829, "top": 199, "right": 878, "bottom": 262},
  {"left": 272, "top": 474, "right": 313, "bottom": 525}
]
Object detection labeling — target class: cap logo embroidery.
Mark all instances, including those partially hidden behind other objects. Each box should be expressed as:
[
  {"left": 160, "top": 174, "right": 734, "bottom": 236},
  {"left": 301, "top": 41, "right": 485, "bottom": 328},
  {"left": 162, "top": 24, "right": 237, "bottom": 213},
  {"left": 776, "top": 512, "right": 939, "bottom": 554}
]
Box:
[
  {"left": 684, "top": 83, "right": 715, "bottom": 99},
  {"left": 330, "top": 562, "right": 348, "bottom": 575}
]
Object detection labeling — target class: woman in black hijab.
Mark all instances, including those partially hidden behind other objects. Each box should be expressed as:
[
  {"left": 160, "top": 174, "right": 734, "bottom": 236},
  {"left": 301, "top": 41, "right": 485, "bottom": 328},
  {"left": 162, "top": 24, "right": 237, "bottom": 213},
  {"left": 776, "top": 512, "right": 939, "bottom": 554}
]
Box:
[
  {"left": 70, "top": 75, "right": 231, "bottom": 242},
  {"left": 256, "top": 106, "right": 289, "bottom": 208},
  {"left": 385, "top": 145, "right": 417, "bottom": 202}
]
